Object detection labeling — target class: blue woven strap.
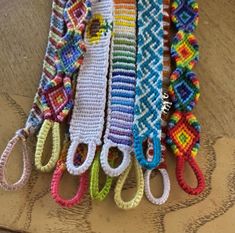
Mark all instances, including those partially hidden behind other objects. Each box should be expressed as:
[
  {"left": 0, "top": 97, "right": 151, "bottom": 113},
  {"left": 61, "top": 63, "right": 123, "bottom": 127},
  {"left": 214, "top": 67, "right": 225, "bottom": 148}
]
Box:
[{"left": 133, "top": 0, "right": 163, "bottom": 170}]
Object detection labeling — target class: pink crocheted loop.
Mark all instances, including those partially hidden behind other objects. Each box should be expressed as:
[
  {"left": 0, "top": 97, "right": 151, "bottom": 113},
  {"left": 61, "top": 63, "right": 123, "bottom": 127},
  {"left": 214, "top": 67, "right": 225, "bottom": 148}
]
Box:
[
  {"left": 51, "top": 162, "right": 88, "bottom": 208},
  {"left": 176, "top": 155, "right": 205, "bottom": 195},
  {"left": 0, "top": 130, "right": 32, "bottom": 191}
]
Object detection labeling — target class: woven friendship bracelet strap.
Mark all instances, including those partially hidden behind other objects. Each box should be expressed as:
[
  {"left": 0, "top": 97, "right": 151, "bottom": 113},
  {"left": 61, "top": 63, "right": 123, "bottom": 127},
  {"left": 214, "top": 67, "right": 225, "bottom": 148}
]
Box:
[
  {"left": 50, "top": 136, "right": 88, "bottom": 207},
  {"left": 114, "top": 156, "right": 144, "bottom": 209},
  {"left": 90, "top": 147, "right": 114, "bottom": 201},
  {"left": 144, "top": 0, "right": 171, "bottom": 205},
  {"left": 50, "top": 77, "right": 88, "bottom": 208},
  {"left": 35, "top": 0, "right": 91, "bottom": 173},
  {"left": 167, "top": 0, "right": 205, "bottom": 195},
  {"left": 100, "top": 0, "right": 136, "bottom": 177},
  {"left": 0, "top": 0, "right": 67, "bottom": 191},
  {"left": 133, "top": 0, "right": 164, "bottom": 170},
  {"left": 66, "top": 0, "right": 113, "bottom": 176}
]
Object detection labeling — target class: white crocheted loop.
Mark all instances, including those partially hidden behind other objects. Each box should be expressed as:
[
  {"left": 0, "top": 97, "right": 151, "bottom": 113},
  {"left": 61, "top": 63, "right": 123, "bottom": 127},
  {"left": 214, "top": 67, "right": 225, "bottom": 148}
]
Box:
[
  {"left": 66, "top": 139, "right": 96, "bottom": 175},
  {"left": 144, "top": 168, "right": 170, "bottom": 205},
  {"left": 100, "top": 144, "right": 131, "bottom": 177}
]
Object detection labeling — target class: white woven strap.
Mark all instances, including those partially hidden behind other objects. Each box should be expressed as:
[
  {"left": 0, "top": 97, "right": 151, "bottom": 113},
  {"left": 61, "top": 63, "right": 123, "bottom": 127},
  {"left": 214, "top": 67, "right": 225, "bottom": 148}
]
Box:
[{"left": 67, "top": 0, "right": 113, "bottom": 175}]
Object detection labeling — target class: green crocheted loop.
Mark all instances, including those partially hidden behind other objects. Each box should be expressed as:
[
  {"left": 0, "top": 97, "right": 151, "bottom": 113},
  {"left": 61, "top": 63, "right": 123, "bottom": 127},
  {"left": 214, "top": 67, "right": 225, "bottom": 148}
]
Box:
[{"left": 90, "top": 154, "right": 113, "bottom": 201}]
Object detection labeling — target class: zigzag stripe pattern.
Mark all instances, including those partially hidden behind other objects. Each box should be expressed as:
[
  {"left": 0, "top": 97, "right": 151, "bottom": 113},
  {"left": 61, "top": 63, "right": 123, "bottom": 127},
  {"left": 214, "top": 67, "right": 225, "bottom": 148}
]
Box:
[{"left": 133, "top": 0, "right": 164, "bottom": 170}]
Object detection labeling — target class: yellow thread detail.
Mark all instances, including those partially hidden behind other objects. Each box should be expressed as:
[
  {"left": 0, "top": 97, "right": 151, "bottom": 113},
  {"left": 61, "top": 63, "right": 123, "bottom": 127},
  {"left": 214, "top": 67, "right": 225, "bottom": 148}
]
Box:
[
  {"left": 35, "top": 120, "right": 61, "bottom": 172},
  {"left": 114, "top": 157, "right": 144, "bottom": 210}
]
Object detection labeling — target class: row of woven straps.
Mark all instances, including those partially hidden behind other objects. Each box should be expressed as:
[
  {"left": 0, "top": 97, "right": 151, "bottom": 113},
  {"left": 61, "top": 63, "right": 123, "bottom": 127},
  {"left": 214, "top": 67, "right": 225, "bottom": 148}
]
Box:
[{"left": 0, "top": 0, "right": 205, "bottom": 209}]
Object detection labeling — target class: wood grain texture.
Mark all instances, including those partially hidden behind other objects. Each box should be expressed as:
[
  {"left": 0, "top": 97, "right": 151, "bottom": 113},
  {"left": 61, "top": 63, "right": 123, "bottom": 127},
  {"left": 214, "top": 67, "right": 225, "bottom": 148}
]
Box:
[{"left": 0, "top": 0, "right": 234, "bottom": 232}]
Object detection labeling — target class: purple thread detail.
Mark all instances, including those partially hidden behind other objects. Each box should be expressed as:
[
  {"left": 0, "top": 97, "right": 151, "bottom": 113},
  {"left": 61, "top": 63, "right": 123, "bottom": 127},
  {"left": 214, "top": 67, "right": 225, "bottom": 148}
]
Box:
[
  {"left": 109, "top": 129, "right": 132, "bottom": 137},
  {"left": 107, "top": 135, "right": 132, "bottom": 146}
]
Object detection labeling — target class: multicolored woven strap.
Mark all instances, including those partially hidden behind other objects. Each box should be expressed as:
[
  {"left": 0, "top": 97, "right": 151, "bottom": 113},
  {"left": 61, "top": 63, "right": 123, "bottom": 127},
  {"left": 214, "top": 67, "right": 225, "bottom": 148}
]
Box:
[
  {"left": 35, "top": 0, "right": 91, "bottom": 173},
  {"left": 0, "top": 0, "right": 67, "bottom": 191},
  {"left": 144, "top": 0, "right": 171, "bottom": 205},
  {"left": 100, "top": 0, "right": 136, "bottom": 177},
  {"left": 50, "top": 136, "right": 88, "bottom": 208},
  {"left": 133, "top": 0, "right": 164, "bottom": 170},
  {"left": 166, "top": 0, "right": 205, "bottom": 195},
  {"left": 67, "top": 0, "right": 113, "bottom": 176}
]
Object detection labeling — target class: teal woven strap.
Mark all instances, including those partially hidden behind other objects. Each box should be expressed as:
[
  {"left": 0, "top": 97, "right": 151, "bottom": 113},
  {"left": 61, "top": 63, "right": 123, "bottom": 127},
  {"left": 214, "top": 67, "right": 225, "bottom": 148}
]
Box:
[{"left": 133, "top": 0, "right": 164, "bottom": 170}]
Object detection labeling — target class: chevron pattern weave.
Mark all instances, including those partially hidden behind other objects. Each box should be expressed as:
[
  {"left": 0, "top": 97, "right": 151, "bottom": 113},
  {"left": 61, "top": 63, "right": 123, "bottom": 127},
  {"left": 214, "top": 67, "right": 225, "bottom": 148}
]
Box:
[{"left": 133, "top": 0, "right": 164, "bottom": 170}]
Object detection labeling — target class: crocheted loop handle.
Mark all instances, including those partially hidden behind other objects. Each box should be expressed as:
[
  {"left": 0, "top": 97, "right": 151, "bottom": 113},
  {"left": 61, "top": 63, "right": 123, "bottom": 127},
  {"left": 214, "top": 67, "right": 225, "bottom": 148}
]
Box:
[
  {"left": 144, "top": 168, "right": 170, "bottom": 205},
  {"left": 0, "top": 129, "right": 32, "bottom": 191},
  {"left": 51, "top": 162, "right": 88, "bottom": 208},
  {"left": 134, "top": 136, "right": 161, "bottom": 170},
  {"left": 100, "top": 144, "right": 131, "bottom": 177},
  {"left": 66, "top": 140, "right": 96, "bottom": 175},
  {"left": 114, "top": 157, "right": 144, "bottom": 210},
  {"left": 176, "top": 156, "right": 205, "bottom": 195},
  {"left": 90, "top": 154, "right": 113, "bottom": 201},
  {"left": 35, "top": 120, "right": 60, "bottom": 172}
]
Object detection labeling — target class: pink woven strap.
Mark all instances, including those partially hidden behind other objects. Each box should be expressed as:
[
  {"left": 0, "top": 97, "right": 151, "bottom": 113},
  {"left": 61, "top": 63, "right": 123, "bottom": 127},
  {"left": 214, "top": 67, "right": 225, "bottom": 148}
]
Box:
[
  {"left": 0, "top": 129, "right": 32, "bottom": 191},
  {"left": 51, "top": 161, "right": 88, "bottom": 208}
]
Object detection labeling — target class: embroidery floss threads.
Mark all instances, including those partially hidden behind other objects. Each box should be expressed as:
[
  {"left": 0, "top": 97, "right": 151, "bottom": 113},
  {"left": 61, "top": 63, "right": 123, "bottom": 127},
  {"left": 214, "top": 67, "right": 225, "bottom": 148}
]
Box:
[
  {"left": 35, "top": 0, "right": 91, "bottom": 173},
  {"left": 66, "top": 0, "right": 113, "bottom": 176},
  {"left": 167, "top": 0, "right": 205, "bottom": 195},
  {"left": 100, "top": 0, "right": 136, "bottom": 177},
  {"left": 0, "top": 0, "right": 67, "bottom": 191},
  {"left": 133, "top": 0, "right": 164, "bottom": 170}
]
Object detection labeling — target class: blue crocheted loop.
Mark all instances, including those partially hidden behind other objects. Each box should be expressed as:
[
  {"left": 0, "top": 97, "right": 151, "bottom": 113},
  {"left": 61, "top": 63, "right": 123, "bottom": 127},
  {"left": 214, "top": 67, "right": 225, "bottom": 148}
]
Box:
[{"left": 133, "top": 133, "right": 161, "bottom": 170}]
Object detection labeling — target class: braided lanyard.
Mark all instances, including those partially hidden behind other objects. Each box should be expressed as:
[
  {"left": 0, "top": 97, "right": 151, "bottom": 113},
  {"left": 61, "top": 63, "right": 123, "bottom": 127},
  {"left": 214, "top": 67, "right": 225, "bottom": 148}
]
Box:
[
  {"left": 100, "top": 0, "right": 136, "bottom": 178},
  {"left": 144, "top": 0, "right": 171, "bottom": 205},
  {"left": 133, "top": 0, "right": 164, "bottom": 170},
  {"left": 35, "top": 0, "right": 92, "bottom": 173},
  {"left": 0, "top": 0, "right": 67, "bottom": 191},
  {"left": 167, "top": 0, "right": 205, "bottom": 195},
  {"left": 66, "top": 0, "right": 113, "bottom": 176}
]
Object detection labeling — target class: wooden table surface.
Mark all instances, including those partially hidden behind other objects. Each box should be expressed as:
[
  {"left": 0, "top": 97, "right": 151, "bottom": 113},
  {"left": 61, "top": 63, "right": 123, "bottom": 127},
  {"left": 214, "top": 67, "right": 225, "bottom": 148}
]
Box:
[{"left": 0, "top": 0, "right": 234, "bottom": 232}]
